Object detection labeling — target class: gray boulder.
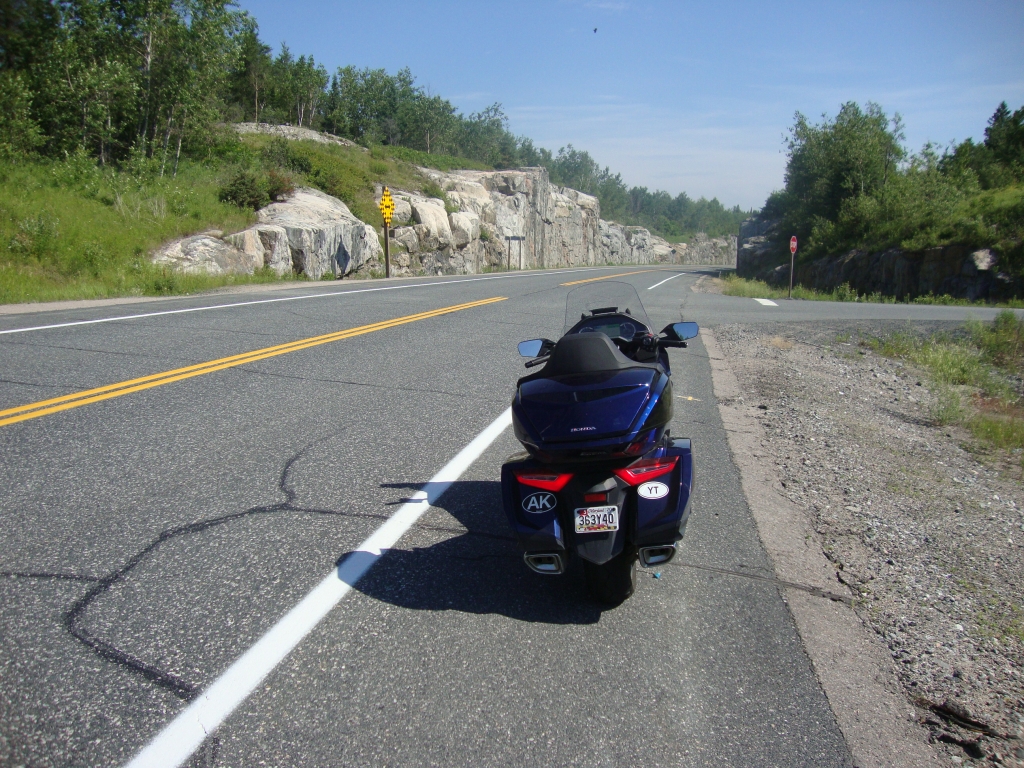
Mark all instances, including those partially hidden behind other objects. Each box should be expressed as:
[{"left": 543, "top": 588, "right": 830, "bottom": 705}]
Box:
[
  {"left": 393, "top": 226, "right": 419, "bottom": 253},
  {"left": 411, "top": 199, "right": 452, "bottom": 250},
  {"left": 448, "top": 211, "right": 480, "bottom": 248},
  {"left": 258, "top": 187, "right": 382, "bottom": 278},
  {"left": 222, "top": 224, "right": 293, "bottom": 276},
  {"left": 152, "top": 235, "right": 257, "bottom": 275},
  {"left": 392, "top": 196, "right": 413, "bottom": 225}
]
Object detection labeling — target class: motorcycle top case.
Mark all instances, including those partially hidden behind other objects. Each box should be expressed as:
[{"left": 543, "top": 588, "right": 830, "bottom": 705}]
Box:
[
  {"left": 519, "top": 367, "right": 654, "bottom": 438},
  {"left": 512, "top": 334, "right": 673, "bottom": 456}
]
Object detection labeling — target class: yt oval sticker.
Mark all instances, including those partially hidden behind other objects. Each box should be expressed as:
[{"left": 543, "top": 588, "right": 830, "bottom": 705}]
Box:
[
  {"left": 522, "top": 491, "right": 557, "bottom": 513},
  {"left": 637, "top": 482, "right": 669, "bottom": 500}
]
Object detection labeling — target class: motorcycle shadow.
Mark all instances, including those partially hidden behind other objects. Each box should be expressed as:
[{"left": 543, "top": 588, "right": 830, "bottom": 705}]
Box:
[{"left": 341, "top": 480, "right": 603, "bottom": 624}]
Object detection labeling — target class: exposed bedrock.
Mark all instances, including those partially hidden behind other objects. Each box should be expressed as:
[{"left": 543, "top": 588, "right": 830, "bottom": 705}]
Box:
[
  {"left": 737, "top": 216, "right": 1020, "bottom": 300},
  {"left": 387, "top": 166, "right": 736, "bottom": 276},
  {"left": 153, "top": 188, "right": 383, "bottom": 279},
  {"left": 152, "top": 126, "right": 736, "bottom": 278}
]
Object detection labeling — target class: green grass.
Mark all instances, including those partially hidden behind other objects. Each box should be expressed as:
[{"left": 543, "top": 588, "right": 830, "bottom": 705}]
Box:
[
  {"left": 721, "top": 274, "right": 1024, "bottom": 308},
  {"left": 239, "top": 134, "right": 431, "bottom": 226},
  {"left": 0, "top": 130, "right": 486, "bottom": 304},
  {"left": 0, "top": 156, "right": 284, "bottom": 304},
  {"left": 863, "top": 312, "right": 1024, "bottom": 461},
  {"left": 373, "top": 145, "right": 491, "bottom": 173}
]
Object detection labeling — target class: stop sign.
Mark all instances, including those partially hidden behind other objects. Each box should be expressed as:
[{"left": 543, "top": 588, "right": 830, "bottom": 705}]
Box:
[{"left": 790, "top": 236, "right": 798, "bottom": 254}]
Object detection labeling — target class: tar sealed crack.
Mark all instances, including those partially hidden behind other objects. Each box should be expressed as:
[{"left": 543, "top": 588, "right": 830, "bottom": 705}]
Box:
[{"left": 47, "top": 435, "right": 505, "bottom": 703}]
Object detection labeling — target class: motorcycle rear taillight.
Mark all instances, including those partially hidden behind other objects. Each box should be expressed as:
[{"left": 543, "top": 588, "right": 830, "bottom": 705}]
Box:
[
  {"left": 583, "top": 492, "right": 607, "bottom": 503},
  {"left": 624, "top": 428, "right": 657, "bottom": 456},
  {"left": 514, "top": 470, "right": 574, "bottom": 491},
  {"left": 613, "top": 456, "right": 678, "bottom": 485}
]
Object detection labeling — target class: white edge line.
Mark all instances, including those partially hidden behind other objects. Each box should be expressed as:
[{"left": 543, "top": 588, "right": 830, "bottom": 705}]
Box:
[
  {"left": 647, "top": 273, "right": 685, "bottom": 290},
  {"left": 124, "top": 407, "right": 513, "bottom": 768},
  {"left": 754, "top": 298, "right": 778, "bottom": 306},
  {"left": 0, "top": 266, "right": 643, "bottom": 336}
]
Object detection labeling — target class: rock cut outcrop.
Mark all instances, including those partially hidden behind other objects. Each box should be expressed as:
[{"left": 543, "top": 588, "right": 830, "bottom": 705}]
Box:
[
  {"left": 154, "top": 125, "right": 737, "bottom": 279},
  {"left": 152, "top": 188, "right": 383, "bottom": 279}
]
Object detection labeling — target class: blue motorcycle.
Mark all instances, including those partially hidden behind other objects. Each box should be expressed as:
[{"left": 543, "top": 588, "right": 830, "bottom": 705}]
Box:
[{"left": 501, "top": 281, "right": 698, "bottom": 605}]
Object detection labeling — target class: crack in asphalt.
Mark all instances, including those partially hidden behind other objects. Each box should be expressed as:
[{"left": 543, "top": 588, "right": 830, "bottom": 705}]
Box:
[
  {"left": 60, "top": 436, "right": 356, "bottom": 701},
  {"left": 43, "top": 436, "right": 513, "bottom": 703},
  {"left": 227, "top": 366, "right": 466, "bottom": 398},
  {"left": 0, "top": 377, "right": 72, "bottom": 390},
  {"left": 669, "top": 560, "right": 853, "bottom": 605},
  {"left": 1, "top": 571, "right": 102, "bottom": 582},
  {"left": 0, "top": 338, "right": 167, "bottom": 359}
]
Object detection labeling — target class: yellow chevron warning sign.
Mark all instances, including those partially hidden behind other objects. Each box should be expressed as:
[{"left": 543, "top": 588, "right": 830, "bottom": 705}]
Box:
[{"left": 378, "top": 187, "right": 395, "bottom": 226}]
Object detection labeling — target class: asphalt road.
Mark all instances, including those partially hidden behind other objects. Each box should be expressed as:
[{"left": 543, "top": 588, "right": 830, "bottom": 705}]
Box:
[{"left": 0, "top": 267, "right": 1014, "bottom": 767}]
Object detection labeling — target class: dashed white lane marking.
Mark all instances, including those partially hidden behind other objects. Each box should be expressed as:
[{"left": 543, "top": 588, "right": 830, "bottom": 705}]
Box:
[
  {"left": 754, "top": 298, "right": 778, "bottom": 306},
  {"left": 647, "top": 273, "right": 685, "bottom": 290},
  {"left": 0, "top": 266, "right": 632, "bottom": 336},
  {"left": 124, "top": 408, "right": 514, "bottom": 768}
]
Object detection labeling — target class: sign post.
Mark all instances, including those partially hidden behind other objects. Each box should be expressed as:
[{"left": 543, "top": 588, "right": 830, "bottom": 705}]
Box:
[
  {"left": 506, "top": 235, "right": 524, "bottom": 271},
  {"left": 789, "top": 236, "right": 797, "bottom": 299},
  {"left": 378, "top": 187, "right": 395, "bottom": 278}
]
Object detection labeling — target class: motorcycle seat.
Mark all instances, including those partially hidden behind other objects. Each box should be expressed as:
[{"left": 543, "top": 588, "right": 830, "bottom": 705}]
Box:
[{"left": 519, "top": 333, "right": 659, "bottom": 384}]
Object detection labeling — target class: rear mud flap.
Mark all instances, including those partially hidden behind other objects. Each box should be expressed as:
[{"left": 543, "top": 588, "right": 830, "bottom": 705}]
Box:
[{"left": 574, "top": 528, "right": 625, "bottom": 566}]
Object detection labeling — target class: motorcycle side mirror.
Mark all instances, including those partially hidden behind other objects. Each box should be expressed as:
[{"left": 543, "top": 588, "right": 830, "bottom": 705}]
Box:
[
  {"left": 661, "top": 322, "right": 699, "bottom": 341},
  {"left": 518, "top": 339, "right": 554, "bottom": 358}
]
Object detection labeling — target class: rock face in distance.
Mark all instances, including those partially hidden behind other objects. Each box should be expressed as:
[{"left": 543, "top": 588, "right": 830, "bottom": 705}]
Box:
[
  {"left": 154, "top": 126, "right": 738, "bottom": 279},
  {"left": 798, "top": 246, "right": 1017, "bottom": 301},
  {"left": 389, "top": 166, "right": 737, "bottom": 276},
  {"left": 736, "top": 216, "right": 780, "bottom": 278},
  {"left": 737, "top": 216, "right": 1018, "bottom": 300},
  {"left": 234, "top": 122, "right": 364, "bottom": 150}
]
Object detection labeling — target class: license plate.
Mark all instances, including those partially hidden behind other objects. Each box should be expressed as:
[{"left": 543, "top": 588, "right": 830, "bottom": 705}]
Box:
[{"left": 574, "top": 505, "right": 619, "bottom": 533}]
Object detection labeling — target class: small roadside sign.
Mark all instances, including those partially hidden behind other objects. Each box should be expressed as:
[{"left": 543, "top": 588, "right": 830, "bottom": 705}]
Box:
[
  {"left": 378, "top": 187, "right": 395, "bottom": 227},
  {"left": 788, "top": 235, "right": 797, "bottom": 299}
]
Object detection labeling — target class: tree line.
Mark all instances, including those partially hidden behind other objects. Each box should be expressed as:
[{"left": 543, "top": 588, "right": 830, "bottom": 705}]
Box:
[
  {"left": 0, "top": 0, "right": 748, "bottom": 238},
  {"left": 764, "top": 100, "right": 1024, "bottom": 268}
]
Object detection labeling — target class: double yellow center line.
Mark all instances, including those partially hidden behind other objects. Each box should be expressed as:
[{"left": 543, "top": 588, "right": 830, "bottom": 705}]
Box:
[{"left": 0, "top": 297, "right": 506, "bottom": 428}]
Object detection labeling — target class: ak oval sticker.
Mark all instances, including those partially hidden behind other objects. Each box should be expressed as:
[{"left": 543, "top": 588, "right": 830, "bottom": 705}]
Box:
[
  {"left": 522, "top": 491, "right": 556, "bottom": 513},
  {"left": 637, "top": 482, "right": 669, "bottom": 500}
]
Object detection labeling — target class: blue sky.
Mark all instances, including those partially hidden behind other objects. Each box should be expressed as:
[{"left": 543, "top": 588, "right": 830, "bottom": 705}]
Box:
[{"left": 235, "top": 0, "right": 1024, "bottom": 211}]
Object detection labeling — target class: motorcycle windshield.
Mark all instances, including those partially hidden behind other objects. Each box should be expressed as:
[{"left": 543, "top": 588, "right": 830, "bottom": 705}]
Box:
[{"left": 563, "top": 281, "right": 653, "bottom": 336}]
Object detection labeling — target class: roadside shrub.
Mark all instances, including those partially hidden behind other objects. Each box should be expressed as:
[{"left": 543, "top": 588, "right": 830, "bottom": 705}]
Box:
[
  {"left": 219, "top": 168, "right": 268, "bottom": 210},
  {"left": 969, "top": 309, "right": 1024, "bottom": 372},
  {"left": 421, "top": 180, "right": 446, "bottom": 201},
  {"left": 930, "top": 385, "right": 965, "bottom": 426},
  {"left": 265, "top": 169, "right": 295, "bottom": 201}
]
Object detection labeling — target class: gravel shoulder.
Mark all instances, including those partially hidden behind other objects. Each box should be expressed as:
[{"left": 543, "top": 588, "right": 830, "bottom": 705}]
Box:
[{"left": 708, "top": 321, "right": 1023, "bottom": 767}]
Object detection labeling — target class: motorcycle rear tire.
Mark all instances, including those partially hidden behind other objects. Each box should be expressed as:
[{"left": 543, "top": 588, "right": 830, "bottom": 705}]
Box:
[{"left": 583, "top": 549, "right": 637, "bottom": 606}]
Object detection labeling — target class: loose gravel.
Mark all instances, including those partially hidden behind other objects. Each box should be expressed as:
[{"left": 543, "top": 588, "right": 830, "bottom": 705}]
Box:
[{"left": 714, "top": 321, "right": 1024, "bottom": 767}]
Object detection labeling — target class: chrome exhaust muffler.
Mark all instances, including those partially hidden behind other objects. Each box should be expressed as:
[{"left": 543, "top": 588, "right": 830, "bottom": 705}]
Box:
[
  {"left": 639, "top": 544, "right": 676, "bottom": 567},
  {"left": 523, "top": 552, "right": 565, "bottom": 575}
]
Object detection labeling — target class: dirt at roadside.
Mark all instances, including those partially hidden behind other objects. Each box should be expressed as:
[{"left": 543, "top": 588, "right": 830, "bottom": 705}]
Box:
[{"left": 714, "top": 322, "right": 1024, "bottom": 767}]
